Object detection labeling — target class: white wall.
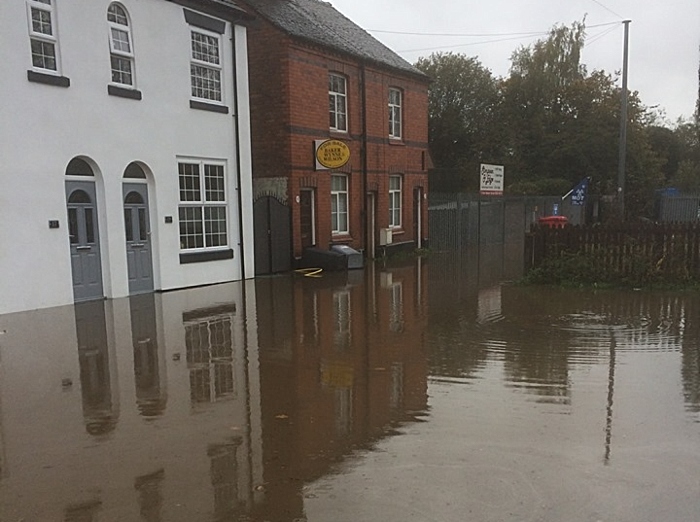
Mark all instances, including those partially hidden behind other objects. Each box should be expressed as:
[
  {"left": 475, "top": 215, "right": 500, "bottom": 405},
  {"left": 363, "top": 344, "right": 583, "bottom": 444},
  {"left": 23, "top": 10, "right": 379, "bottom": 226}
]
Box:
[{"left": 0, "top": 0, "right": 255, "bottom": 314}]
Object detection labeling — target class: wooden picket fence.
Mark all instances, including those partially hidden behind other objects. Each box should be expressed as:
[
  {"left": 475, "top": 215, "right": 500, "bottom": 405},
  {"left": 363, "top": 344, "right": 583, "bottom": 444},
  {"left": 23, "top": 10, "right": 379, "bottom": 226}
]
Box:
[{"left": 527, "top": 222, "right": 700, "bottom": 283}]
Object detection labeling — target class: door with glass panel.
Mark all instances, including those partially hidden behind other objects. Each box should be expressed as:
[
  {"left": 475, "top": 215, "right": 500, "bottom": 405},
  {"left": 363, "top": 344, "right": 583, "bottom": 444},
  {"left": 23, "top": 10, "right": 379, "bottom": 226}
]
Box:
[
  {"left": 123, "top": 183, "right": 154, "bottom": 294},
  {"left": 66, "top": 181, "right": 104, "bottom": 302}
]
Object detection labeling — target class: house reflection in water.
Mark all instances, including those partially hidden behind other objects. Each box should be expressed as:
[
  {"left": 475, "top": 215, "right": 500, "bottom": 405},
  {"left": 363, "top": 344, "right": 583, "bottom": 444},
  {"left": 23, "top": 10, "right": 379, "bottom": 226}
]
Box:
[
  {"left": 254, "top": 261, "right": 429, "bottom": 520},
  {"left": 0, "top": 281, "right": 263, "bottom": 521},
  {"left": 0, "top": 260, "right": 430, "bottom": 521}
]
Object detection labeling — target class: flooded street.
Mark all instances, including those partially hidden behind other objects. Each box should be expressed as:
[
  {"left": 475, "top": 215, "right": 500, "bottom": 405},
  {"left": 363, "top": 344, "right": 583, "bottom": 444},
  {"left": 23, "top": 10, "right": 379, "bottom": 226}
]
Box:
[{"left": 1, "top": 254, "right": 699, "bottom": 521}]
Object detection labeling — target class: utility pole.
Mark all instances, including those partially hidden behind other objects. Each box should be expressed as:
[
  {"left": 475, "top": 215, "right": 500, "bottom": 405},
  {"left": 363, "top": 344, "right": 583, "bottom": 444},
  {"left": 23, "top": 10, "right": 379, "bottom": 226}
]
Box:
[{"left": 617, "top": 20, "right": 631, "bottom": 219}]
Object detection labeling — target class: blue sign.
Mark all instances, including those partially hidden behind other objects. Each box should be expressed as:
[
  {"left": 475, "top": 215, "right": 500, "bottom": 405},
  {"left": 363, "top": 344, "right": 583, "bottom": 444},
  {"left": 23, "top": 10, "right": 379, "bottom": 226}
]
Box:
[{"left": 571, "top": 178, "right": 589, "bottom": 206}]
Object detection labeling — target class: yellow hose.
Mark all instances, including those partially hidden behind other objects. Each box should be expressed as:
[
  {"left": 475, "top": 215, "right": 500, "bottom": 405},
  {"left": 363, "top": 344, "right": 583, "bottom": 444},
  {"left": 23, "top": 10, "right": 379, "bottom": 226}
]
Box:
[{"left": 294, "top": 267, "right": 323, "bottom": 277}]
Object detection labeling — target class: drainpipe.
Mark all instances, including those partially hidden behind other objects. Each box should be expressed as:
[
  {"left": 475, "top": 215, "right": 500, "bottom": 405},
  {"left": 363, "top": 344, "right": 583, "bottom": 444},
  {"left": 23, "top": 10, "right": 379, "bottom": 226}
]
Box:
[
  {"left": 231, "top": 25, "right": 247, "bottom": 279},
  {"left": 361, "top": 64, "right": 368, "bottom": 255}
]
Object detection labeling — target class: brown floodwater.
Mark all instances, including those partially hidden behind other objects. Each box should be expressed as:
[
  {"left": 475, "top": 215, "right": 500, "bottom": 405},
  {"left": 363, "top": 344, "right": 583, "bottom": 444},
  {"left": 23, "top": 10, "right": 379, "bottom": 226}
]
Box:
[{"left": 0, "top": 254, "right": 699, "bottom": 521}]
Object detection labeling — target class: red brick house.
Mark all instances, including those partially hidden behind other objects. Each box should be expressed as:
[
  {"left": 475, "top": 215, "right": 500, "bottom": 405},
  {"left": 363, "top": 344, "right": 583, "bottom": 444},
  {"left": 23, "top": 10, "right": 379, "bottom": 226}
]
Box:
[{"left": 240, "top": 0, "right": 430, "bottom": 273}]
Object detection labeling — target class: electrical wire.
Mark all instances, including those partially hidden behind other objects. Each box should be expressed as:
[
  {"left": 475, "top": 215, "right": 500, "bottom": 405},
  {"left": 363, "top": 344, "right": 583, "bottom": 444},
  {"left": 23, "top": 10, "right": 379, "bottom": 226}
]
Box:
[
  {"left": 589, "top": 0, "right": 625, "bottom": 20},
  {"left": 398, "top": 33, "right": 548, "bottom": 54},
  {"left": 370, "top": 21, "right": 620, "bottom": 38},
  {"left": 586, "top": 24, "right": 622, "bottom": 47},
  {"left": 379, "top": 21, "right": 622, "bottom": 55}
]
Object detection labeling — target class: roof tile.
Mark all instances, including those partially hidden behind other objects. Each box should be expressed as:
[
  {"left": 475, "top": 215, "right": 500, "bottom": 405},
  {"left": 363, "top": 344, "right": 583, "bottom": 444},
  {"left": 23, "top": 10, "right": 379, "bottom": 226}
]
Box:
[{"left": 243, "top": 0, "right": 427, "bottom": 78}]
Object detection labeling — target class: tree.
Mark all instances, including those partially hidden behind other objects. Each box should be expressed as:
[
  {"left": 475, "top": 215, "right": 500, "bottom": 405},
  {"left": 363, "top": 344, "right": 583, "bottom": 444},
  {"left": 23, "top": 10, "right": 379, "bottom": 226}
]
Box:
[
  {"left": 415, "top": 52, "right": 502, "bottom": 191},
  {"left": 501, "top": 21, "right": 664, "bottom": 218},
  {"left": 415, "top": 20, "right": 672, "bottom": 218},
  {"left": 501, "top": 21, "right": 588, "bottom": 190}
]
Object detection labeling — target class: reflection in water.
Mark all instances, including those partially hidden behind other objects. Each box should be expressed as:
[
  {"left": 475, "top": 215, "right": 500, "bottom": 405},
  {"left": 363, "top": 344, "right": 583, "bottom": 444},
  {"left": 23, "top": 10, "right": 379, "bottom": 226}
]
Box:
[
  {"left": 3, "top": 253, "right": 700, "bottom": 520},
  {"left": 63, "top": 499, "right": 101, "bottom": 522},
  {"left": 254, "top": 265, "right": 429, "bottom": 520},
  {"left": 184, "top": 305, "right": 236, "bottom": 404},
  {"left": 134, "top": 469, "right": 164, "bottom": 522},
  {"left": 130, "top": 294, "right": 166, "bottom": 417},
  {"left": 208, "top": 437, "right": 243, "bottom": 519},
  {"left": 681, "top": 297, "right": 700, "bottom": 415},
  {"left": 75, "top": 300, "right": 118, "bottom": 436},
  {"left": 605, "top": 332, "right": 616, "bottom": 464}
]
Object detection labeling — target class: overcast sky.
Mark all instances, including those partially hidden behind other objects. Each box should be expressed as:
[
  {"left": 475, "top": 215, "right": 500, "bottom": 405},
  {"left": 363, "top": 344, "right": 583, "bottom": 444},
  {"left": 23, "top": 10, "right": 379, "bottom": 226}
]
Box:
[{"left": 330, "top": 0, "right": 699, "bottom": 124}]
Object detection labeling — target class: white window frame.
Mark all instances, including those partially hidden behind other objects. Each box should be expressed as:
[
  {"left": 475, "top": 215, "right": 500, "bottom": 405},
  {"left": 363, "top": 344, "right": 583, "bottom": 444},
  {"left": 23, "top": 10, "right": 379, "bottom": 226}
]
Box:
[
  {"left": 329, "top": 73, "right": 348, "bottom": 132},
  {"left": 178, "top": 159, "right": 228, "bottom": 251},
  {"left": 333, "top": 289, "right": 351, "bottom": 349},
  {"left": 26, "top": 0, "right": 60, "bottom": 73},
  {"left": 389, "top": 175, "right": 402, "bottom": 228},
  {"left": 190, "top": 28, "right": 224, "bottom": 103},
  {"left": 389, "top": 282, "right": 404, "bottom": 332},
  {"left": 331, "top": 174, "right": 349, "bottom": 235},
  {"left": 389, "top": 88, "right": 402, "bottom": 139},
  {"left": 184, "top": 311, "right": 236, "bottom": 403},
  {"left": 107, "top": 3, "right": 135, "bottom": 87}
]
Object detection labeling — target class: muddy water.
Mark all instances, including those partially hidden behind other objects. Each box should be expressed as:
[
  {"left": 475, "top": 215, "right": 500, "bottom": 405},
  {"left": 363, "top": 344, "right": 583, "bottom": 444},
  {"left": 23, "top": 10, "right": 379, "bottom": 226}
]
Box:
[{"left": 0, "top": 256, "right": 699, "bottom": 521}]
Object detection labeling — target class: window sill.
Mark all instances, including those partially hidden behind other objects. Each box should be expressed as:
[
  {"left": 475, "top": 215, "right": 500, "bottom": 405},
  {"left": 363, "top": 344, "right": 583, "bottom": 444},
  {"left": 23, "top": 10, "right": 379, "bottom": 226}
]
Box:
[
  {"left": 180, "top": 248, "right": 234, "bottom": 264},
  {"left": 190, "top": 100, "right": 229, "bottom": 114},
  {"left": 388, "top": 138, "right": 405, "bottom": 146},
  {"left": 329, "top": 129, "right": 350, "bottom": 139},
  {"left": 108, "top": 85, "right": 142, "bottom": 100},
  {"left": 331, "top": 234, "right": 353, "bottom": 244},
  {"left": 27, "top": 70, "right": 70, "bottom": 87}
]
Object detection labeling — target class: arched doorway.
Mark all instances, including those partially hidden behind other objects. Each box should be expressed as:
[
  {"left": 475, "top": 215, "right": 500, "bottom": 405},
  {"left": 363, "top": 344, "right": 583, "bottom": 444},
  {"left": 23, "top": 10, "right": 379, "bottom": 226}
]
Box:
[
  {"left": 123, "top": 162, "right": 154, "bottom": 294},
  {"left": 65, "top": 158, "right": 104, "bottom": 302}
]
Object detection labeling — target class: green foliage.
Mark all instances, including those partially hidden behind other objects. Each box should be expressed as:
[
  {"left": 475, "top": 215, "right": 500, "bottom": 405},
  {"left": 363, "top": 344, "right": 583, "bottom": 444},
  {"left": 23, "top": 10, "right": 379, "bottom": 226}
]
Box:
[
  {"left": 416, "top": 20, "right": 693, "bottom": 220},
  {"left": 414, "top": 52, "right": 503, "bottom": 186},
  {"left": 508, "top": 177, "right": 572, "bottom": 196},
  {"left": 672, "top": 159, "right": 700, "bottom": 193},
  {"left": 524, "top": 237, "right": 700, "bottom": 289}
]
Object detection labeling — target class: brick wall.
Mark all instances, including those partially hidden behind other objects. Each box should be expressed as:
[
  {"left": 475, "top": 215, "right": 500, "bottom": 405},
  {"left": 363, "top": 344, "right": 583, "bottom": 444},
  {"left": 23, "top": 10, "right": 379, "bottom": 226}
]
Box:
[{"left": 246, "top": 19, "right": 430, "bottom": 260}]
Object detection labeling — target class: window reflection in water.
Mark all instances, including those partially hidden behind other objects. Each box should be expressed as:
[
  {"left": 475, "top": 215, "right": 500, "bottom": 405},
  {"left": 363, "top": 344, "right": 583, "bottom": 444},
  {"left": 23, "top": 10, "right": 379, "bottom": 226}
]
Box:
[
  {"left": 390, "top": 363, "right": 404, "bottom": 411},
  {"left": 333, "top": 289, "right": 351, "bottom": 350},
  {"left": 334, "top": 387, "right": 353, "bottom": 437},
  {"left": 134, "top": 469, "right": 165, "bottom": 522},
  {"left": 184, "top": 306, "right": 236, "bottom": 404},
  {"left": 208, "top": 438, "right": 242, "bottom": 518},
  {"left": 389, "top": 281, "right": 404, "bottom": 333}
]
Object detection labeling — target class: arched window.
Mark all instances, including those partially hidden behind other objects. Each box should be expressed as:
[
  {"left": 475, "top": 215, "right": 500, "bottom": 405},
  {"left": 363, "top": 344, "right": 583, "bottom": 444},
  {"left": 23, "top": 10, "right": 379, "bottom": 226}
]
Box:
[
  {"left": 124, "top": 162, "right": 146, "bottom": 179},
  {"left": 107, "top": 3, "right": 135, "bottom": 87},
  {"left": 68, "top": 190, "right": 92, "bottom": 204},
  {"left": 124, "top": 191, "right": 144, "bottom": 204},
  {"left": 65, "top": 157, "right": 94, "bottom": 176}
]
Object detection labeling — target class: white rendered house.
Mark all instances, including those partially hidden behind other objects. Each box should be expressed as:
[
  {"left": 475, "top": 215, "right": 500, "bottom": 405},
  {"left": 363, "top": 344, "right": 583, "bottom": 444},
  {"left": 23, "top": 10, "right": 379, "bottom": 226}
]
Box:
[{"left": 0, "top": 0, "right": 256, "bottom": 315}]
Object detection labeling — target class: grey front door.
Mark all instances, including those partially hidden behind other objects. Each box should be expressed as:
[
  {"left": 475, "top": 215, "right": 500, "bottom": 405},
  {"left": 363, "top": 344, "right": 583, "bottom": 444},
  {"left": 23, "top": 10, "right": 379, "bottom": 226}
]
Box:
[
  {"left": 123, "top": 183, "right": 154, "bottom": 294},
  {"left": 66, "top": 181, "right": 104, "bottom": 302}
]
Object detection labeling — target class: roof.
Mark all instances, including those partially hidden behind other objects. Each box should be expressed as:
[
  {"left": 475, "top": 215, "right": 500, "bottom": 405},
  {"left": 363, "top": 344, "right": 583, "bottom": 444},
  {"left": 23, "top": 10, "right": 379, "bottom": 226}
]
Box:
[
  {"left": 242, "top": 0, "right": 427, "bottom": 79},
  {"left": 190, "top": 0, "right": 255, "bottom": 21}
]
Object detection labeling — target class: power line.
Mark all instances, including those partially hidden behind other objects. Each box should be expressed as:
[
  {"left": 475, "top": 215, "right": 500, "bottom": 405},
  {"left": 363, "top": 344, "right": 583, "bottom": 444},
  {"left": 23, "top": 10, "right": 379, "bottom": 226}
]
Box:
[
  {"left": 369, "top": 21, "right": 620, "bottom": 38},
  {"left": 394, "top": 22, "right": 623, "bottom": 55},
  {"left": 370, "top": 29, "right": 547, "bottom": 38},
  {"left": 589, "top": 0, "right": 625, "bottom": 20},
  {"left": 398, "top": 34, "right": 547, "bottom": 54},
  {"left": 586, "top": 24, "right": 621, "bottom": 46}
]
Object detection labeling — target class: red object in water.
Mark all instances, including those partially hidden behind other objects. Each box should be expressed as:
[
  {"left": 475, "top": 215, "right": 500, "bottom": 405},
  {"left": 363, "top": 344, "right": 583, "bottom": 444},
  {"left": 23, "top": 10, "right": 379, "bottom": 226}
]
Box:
[{"left": 538, "top": 216, "right": 569, "bottom": 228}]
